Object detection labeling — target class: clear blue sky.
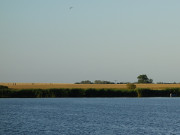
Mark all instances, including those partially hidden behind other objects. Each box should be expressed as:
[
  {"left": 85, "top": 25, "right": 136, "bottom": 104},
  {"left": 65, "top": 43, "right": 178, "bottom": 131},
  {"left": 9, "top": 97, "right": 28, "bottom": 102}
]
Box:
[{"left": 1, "top": 0, "right": 180, "bottom": 83}]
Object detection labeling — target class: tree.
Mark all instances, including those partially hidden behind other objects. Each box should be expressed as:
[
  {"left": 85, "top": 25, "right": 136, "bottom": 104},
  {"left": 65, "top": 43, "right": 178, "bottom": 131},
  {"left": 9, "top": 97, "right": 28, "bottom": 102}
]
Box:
[
  {"left": 94, "top": 80, "right": 115, "bottom": 84},
  {"left": 80, "top": 80, "right": 92, "bottom": 84},
  {"left": 94, "top": 80, "right": 103, "bottom": 84},
  {"left": 137, "top": 74, "right": 153, "bottom": 83}
]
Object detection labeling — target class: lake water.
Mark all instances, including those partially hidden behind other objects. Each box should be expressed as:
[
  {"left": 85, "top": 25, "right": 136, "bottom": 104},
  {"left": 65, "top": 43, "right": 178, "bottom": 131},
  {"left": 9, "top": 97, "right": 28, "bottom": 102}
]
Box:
[{"left": 0, "top": 98, "right": 180, "bottom": 135}]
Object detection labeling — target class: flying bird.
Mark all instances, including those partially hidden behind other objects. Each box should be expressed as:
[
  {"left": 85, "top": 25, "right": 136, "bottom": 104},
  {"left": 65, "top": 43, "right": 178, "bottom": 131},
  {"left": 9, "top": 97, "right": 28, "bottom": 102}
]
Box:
[{"left": 69, "top": 6, "right": 73, "bottom": 10}]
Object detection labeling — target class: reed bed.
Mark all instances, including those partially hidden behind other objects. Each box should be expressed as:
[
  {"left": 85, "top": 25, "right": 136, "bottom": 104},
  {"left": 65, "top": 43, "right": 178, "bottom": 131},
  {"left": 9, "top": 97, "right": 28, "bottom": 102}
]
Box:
[{"left": 1, "top": 87, "right": 180, "bottom": 98}]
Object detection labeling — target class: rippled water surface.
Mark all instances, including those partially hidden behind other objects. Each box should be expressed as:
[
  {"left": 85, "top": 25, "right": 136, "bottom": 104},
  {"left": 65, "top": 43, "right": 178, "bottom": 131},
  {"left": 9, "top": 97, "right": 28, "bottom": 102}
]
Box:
[{"left": 0, "top": 98, "right": 180, "bottom": 135}]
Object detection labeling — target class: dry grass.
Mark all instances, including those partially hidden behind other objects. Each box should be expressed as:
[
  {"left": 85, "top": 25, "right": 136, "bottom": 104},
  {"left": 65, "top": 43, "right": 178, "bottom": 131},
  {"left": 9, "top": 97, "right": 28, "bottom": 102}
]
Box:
[{"left": 1, "top": 83, "right": 180, "bottom": 90}]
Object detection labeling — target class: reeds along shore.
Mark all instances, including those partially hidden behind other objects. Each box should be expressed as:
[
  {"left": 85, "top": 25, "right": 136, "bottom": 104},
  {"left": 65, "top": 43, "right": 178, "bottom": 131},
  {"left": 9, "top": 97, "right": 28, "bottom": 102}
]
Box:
[{"left": 0, "top": 85, "right": 180, "bottom": 98}]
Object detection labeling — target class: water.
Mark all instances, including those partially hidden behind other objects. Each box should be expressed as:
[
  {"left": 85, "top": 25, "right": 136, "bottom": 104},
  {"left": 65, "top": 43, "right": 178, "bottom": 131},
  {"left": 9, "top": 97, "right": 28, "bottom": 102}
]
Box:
[{"left": 0, "top": 98, "right": 180, "bottom": 135}]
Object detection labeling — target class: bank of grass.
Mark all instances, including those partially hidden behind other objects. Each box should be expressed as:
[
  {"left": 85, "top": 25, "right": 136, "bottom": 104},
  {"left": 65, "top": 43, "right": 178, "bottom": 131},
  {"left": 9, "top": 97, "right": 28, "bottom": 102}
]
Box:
[
  {"left": 0, "top": 85, "right": 180, "bottom": 98},
  {"left": 2, "top": 83, "right": 180, "bottom": 90},
  {"left": 136, "top": 88, "right": 180, "bottom": 97}
]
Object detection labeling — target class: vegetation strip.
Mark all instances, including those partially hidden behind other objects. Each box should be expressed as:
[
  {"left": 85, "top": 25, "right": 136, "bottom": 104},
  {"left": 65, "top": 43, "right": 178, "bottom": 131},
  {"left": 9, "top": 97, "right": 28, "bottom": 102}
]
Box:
[{"left": 0, "top": 85, "right": 180, "bottom": 98}]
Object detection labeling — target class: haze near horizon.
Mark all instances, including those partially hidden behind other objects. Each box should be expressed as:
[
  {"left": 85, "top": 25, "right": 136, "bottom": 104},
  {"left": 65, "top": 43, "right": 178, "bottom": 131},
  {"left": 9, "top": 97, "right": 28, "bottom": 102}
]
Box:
[{"left": 1, "top": 0, "right": 180, "bottom": 83}]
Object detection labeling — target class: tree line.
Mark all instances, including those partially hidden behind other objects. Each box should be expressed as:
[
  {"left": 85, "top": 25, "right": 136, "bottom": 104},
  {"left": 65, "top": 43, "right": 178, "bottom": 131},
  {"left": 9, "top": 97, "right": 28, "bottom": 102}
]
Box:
[
  {"left": 75, "top": 74, "right": 180, "bottom": 84},
  {"left": 75, "top": 74, "right": 153, "bottom": 84},
  {"left": 75, "top": 80, "right": 116, "bottom": 84}
]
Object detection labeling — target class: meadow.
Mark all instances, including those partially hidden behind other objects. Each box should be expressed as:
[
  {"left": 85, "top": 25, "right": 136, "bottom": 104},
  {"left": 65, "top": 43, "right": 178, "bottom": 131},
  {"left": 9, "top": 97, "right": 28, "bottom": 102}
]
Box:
[{"left": 1, "top": 83, "right": 180, "bottom": 90}]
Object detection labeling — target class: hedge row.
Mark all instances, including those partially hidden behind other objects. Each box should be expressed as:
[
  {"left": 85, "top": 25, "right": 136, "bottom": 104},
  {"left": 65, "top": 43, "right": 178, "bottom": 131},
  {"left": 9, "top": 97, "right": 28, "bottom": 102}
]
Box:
[{"left": 0, "top": 86, "right": 180, "bottom": 98}]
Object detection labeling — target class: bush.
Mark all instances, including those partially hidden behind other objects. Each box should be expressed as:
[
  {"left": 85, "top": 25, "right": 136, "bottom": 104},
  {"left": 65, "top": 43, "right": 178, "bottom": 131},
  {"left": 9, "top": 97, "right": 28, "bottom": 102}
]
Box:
[
  {"left": 34, "top": 89, "right": 56, "bottom": 98},
  {"left": 68, "top": 89, "right": 85, "bottom": 97},
  {"left": 49, "top": 89, "right": 69, "bottom": 97},
  {"left": 126, "top": 83, "right": 136, "bottom": 89},
  {"left": 165, "top": 88, "right": 180, "bottom": 97},
  {"left": 136, "top": 88, "right": 172, "bottom": 97},
  {"left": 136, "top": 88, "right": 153, "bottom": 97},
  {"left": 13, "top": 89, "right": 36, "bottom": 98},
  {"left": 0, "top": 85, "right": 8, "bottom": 89},
  {"left": 1, "top": 87, "right": 180, "bottom": 98},
  {"left": 85, "top": 89, "right": 98, "bottom": 97},
  {"left": 0, "top": 85, "right": 11, "bottom": 97},
  {"left": 0, "top": 89, "right": 11, "bottom": 98}
]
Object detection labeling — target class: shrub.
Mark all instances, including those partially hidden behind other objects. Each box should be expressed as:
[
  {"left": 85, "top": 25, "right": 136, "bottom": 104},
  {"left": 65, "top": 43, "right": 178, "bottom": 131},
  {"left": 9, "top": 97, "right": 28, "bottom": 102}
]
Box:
[
  {"left": 68, "top": 89, "right": 85, "bottom": 97},
  {"left": 85, "top": 88, "right": 98, "bottom": 97},
  {"left": 136, "top": 88, "right": 153, "bottom": 97},
  {"left": 14, "top": 89, "right": 36, "bottom": 98},
  {"left": 0, "top": 85, "right": 11, "bottom": 97},
  {"left": 165, "top": 88, "right": 180, "bottom": 97},
  {"left": 0, "top": 89, "right": 11, "bottom": 98},
  {"left": 49, "top": 89, "right": 69, "bottom": 97},
  {"left": 0, "top": 85, "right": 8, "bottom": 89},
  {"left": 1, "top": 87, "right": 180, "bottom": 98},
  {"left": 126, "top": 83, "right": 136, "bottom": 89}
]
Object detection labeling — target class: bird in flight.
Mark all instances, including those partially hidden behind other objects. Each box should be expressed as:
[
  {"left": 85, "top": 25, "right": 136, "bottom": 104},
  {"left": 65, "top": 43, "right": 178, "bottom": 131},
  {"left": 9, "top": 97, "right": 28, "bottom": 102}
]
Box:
[{"left": 69, "top": 6, "right": 73, "bottom": 10}]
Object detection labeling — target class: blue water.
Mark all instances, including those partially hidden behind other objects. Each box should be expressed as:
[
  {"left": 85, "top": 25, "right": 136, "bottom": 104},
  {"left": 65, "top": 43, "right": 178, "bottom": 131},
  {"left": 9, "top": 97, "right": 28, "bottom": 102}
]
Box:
[{"left": 0, "top": 98, "right": 180, "bottom": 135}]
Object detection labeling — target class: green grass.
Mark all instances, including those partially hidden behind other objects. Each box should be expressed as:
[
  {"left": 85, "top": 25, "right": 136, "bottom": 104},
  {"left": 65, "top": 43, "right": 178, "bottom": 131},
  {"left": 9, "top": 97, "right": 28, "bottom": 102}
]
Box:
[{"left": 0, "top": 85, "right": 180, "bottom": 98}]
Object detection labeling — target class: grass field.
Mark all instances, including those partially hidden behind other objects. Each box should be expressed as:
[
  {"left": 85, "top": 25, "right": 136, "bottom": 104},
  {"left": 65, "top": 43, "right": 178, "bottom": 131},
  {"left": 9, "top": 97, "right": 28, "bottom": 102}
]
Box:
[{"left": 1, "top": 83, "right": 180, "bottom": 90}]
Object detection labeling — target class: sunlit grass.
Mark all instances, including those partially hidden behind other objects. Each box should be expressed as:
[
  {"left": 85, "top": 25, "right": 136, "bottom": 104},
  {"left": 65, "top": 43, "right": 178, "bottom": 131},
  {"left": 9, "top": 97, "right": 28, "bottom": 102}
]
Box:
[{"left": 1, "top": 83, "right": 180, "bottom": 90}]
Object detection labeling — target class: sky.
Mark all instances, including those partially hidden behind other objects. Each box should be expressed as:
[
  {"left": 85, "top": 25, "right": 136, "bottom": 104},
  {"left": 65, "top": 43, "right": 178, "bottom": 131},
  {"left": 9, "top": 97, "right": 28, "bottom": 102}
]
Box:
[{"left": 0, "top": 0, "right": 180, "bottom": 83}]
